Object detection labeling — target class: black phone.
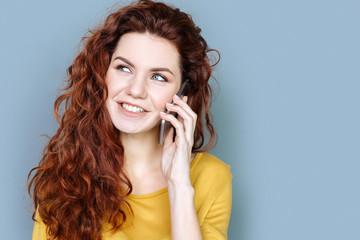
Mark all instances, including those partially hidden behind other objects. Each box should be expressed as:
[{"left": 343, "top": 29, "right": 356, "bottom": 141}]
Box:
[{"left": 158, "top": 79, "right": 190, "bottom": 144}]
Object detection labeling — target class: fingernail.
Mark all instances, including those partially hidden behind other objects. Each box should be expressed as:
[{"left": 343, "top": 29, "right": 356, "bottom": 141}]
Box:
[
  {"left": 160, "top": 111, "right": 166, "bottom": 115},
  {"left": 166, "top": 102, "right": 174, "bottom": 106},
  {"left": 174, "top": 94, "right": 180, "bottom": 99}
]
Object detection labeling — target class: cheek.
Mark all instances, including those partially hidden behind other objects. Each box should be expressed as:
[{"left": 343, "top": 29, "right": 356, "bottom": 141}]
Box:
[
  {"left": 106, "top": 76, "right": 124, "bottom": 97},
  {"left": 151, "top": 91, "right": 176, "bottom": 110},
  {"left": 105, "top": 75, "right": 114, "bottom": 96},
  {"left": 107, "top": 83, "right": 116, "bottom": 97}
]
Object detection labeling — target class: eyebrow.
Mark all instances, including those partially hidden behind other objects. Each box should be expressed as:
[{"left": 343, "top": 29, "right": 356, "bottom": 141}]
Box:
[{"left": 113, "top": 56, "right": 174, "bottom": 76}]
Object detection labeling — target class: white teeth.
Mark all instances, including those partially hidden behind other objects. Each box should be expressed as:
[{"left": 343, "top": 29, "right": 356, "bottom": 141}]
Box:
[{"left": 121, "top": 103, "right": 144, "bottom": 113}]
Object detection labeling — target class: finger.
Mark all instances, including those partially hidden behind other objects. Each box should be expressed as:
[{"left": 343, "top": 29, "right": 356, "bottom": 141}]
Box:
[
  {"left": 164, "top": 127, "right": 174, "bottom": 148},
  {"left": 173, "top": 95, "right": 197, "bottom": 120},
  {"left": 170, "top": 95, "right": 196, "bottom": 143},
  {"left": 166, "top": 103, "right": 192, "bottom": 125},
  {"left": 165, "top": 103, "right": 194, "bottom": 142},
  {"left": 159, "top": 111, "right": 186, "bottom": 144},
  {"left": 179, "top": 96, "right": 188, "bottom": 125}
]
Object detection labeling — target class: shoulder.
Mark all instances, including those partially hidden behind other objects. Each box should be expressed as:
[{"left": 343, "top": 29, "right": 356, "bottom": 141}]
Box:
[
  {"left": 190, "top": 153, "right": 232, "bottom": 219},
  {"left": 190, "top": 152, "right": 232, "bottom": 190}
]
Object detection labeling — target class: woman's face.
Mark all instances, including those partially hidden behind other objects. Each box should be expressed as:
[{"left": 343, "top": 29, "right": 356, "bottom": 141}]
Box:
[{"left": 105, "top": 32, "right": 182, "bottom": 135}]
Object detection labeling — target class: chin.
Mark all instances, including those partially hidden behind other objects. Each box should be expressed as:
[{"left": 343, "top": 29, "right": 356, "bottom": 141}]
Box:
[{"left": 113, "top": 122, "right": 160, "bottom": 135}]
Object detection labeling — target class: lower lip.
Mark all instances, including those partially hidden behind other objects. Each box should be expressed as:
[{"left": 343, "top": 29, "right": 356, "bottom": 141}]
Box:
[{"left": 118, "top": 103, "right": 147, "bottom": 117}]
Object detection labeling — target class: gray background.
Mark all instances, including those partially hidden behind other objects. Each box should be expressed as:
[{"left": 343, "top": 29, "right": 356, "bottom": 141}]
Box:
[{"left": 1, "top": 0, "right": 359, "bottom": 239}]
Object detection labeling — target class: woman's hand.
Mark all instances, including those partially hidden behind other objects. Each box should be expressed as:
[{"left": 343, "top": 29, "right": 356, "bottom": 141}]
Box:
[
  {"left": 159, "top": 94, "right": 197, "bottom": 186},
  {"left": 159, "top": 95, "right": 203, "bottom": 240}
]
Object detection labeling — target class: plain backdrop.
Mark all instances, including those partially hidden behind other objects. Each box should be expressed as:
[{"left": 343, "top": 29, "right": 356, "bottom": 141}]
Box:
[{"left": 1, "top": 0, "right": 359, "bottom": 239}]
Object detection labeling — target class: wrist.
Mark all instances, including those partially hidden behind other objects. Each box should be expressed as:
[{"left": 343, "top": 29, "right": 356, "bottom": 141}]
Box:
[
  {"left": 168, "top": 180, "right": 194, "bottom": 190},
  {"left": 167, "top": 181, "right": 194, "bottom": 201}
]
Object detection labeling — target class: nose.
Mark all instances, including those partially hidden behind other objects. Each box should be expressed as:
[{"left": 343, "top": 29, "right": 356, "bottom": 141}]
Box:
[{"left": 125, "top": 74, "right": 148, "bottom": 99}]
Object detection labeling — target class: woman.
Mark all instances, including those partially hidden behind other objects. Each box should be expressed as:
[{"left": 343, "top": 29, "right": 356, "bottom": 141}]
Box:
[{"left": 28, "top": 0, "right": 232, "bottom": 239}]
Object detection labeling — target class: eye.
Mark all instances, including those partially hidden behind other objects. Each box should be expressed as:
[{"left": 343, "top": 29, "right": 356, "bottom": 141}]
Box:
[
  {"left": 152, "top": 74, "right": 167, "bottom": 82},
  {"left": 116, "top": 65, "right": 131, "bottom": 73}
]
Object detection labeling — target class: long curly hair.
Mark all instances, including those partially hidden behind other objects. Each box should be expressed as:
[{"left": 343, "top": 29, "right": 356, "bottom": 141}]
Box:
[{"left": 28, "top": 0, "right": 218, "bottom": 239}]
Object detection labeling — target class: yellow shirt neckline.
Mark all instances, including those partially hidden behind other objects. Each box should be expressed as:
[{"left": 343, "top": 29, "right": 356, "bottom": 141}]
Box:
[{"left": 127, "top": 152, "right": 202, "bottom": 199}]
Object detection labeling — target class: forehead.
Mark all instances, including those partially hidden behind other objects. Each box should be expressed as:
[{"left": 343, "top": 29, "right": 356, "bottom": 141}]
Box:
[{"left": 112, "top": 32, "right": 181, "bottom": 71}]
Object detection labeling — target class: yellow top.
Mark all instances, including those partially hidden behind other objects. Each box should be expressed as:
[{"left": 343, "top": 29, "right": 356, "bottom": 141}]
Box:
[{"left": 32, "top": 152, "right": 232, "bottom": 240}]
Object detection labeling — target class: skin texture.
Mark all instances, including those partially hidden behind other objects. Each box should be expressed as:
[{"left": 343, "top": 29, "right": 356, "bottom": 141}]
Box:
[
  {"left": 105, "top": 32, "right": 182, "bottom": 134},
  {"left": 105, "top": 32, "right": 202, "bottom": 239}
]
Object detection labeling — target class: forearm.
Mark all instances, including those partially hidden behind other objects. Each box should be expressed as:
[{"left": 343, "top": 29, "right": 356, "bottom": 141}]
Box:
[{"left": 168, "top": 182, "right": 203, "bottom": 240}]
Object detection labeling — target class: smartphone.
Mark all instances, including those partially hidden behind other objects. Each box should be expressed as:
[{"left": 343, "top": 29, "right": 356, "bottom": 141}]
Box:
[{"left": 158, "top": 79, "right": 190, "bottom": 144}]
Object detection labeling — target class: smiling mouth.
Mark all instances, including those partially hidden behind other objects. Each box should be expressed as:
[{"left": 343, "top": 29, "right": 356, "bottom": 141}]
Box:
[{"left": 121, "top": 103, "right": 145, "bottom": 113}]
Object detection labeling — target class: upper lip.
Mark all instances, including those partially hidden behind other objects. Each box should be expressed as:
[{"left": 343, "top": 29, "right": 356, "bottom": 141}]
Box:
[{"left": 116, "top": 101, "right": 148, "bottom": 112}]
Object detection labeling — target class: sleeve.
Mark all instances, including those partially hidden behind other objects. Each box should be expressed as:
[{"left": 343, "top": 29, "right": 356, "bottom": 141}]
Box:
[
  {"left": 200, "top": 179, "right": 232, "bottom": 240},
  {"left": 32, "top": 210, "right": 48, "bottom": 240}
]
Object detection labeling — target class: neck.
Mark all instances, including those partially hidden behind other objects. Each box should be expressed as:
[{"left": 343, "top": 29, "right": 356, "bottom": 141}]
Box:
[{"left": 120, "top": 127, "right": 163, "bottom": 170}]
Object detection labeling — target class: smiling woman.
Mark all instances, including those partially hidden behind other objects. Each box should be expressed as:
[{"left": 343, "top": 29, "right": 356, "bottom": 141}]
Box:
[
  {"left": 105, "top": 33, "right": 182, "bottom": 134},
  {"left": 28, "top": 0, "right": 232, "bottom": 240}
]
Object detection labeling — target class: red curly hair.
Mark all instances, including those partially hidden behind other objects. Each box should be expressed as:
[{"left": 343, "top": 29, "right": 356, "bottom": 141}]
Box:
[{"left": 28, "top": 0, "right": 218, "bottom": 239}]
